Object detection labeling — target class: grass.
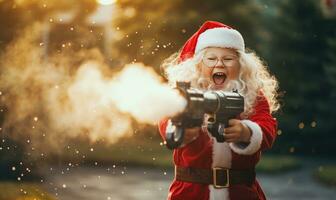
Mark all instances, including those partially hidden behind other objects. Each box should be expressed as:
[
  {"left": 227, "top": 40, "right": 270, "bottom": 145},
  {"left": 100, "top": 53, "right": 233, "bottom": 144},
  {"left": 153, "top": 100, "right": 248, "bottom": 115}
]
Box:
[
  {"left": 86, "top": 135, "right": 173, "bottom": 168},
  {"left": 256, "top": 155, "right": 301, "bottom": 173},
  {"left": 0, "top": 182, "right": 55, "bottom": 200},
  {"left": 47, "top": 133, "right": 174, "bottom": 169},
  {"left": 314, "top": 165, "right": 336, "bottom": 187},
  {"left": 46, "top": 134, "right": 301, "bottom": 174}
]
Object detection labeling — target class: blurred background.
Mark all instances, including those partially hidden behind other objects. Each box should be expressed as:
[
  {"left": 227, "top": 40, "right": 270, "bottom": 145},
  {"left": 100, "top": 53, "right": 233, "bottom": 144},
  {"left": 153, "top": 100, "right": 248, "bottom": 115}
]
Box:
[{"left": 0, "top": 0, "right": 336, "bottom": 199}]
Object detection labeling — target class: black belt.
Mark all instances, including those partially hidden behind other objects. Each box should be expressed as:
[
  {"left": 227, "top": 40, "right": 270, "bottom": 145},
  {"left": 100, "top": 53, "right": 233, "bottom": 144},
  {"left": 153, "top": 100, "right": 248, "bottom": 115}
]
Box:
[{"left": 175, "top": 166, "right": 256, "bottom": 188}]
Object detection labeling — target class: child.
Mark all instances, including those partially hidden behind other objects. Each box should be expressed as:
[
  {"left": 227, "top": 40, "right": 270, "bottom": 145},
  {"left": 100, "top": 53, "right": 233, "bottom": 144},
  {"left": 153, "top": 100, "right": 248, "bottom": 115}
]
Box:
[{"left": 158, "top": 21, "right": 279, "bottom": 200}]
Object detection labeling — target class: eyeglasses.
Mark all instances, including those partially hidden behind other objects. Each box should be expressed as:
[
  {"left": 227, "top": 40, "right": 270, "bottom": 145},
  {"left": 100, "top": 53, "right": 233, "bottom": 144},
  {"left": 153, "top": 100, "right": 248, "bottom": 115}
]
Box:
[{"left": 202, "top": 55, "right": 238, "bottom": 68}]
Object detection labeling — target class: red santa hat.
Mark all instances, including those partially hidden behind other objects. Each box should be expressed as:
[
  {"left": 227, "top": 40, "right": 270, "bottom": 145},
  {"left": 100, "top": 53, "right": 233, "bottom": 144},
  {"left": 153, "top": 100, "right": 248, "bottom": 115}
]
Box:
[{"left": 179, "top": 21, "right": 245, "bottom": 61}]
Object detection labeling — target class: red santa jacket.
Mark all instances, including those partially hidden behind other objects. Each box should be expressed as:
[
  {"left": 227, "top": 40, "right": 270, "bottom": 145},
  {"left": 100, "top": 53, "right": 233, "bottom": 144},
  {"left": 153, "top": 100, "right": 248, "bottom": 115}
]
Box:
[{"left": 158, "top": 95, "right": 277, "bottom": 200}]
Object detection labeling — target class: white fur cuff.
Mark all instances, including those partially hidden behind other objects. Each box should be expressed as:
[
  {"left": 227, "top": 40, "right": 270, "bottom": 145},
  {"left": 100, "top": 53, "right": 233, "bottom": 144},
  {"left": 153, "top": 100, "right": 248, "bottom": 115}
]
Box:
[{"left": 229, "top": 120, "right": 263, "bottom": 155}]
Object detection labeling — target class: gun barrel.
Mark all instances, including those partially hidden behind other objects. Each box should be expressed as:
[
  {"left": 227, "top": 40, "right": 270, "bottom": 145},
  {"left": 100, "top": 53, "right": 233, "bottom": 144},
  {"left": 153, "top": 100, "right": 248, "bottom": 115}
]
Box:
[
  {"left": 165, "top": 82, "right": 244, "bottom": 149},
  {"left": 204, "top": 91, "right": 244, "bottom": 118}
]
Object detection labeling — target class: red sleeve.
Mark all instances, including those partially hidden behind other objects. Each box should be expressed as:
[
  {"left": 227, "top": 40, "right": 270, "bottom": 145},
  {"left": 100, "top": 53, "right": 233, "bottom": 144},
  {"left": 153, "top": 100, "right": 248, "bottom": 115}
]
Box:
[{"left": 249, "top": 96, "right": 278, "bottom": 151}]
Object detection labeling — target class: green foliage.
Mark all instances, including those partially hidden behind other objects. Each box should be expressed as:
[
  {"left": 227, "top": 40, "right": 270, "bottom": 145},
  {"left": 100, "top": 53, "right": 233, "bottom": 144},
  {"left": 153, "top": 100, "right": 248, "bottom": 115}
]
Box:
[
  {"left": 0, "top": 138, "right": 25, "bottom": 180},
  {"left": 113, "top": 0, "right": 263, "bottom": 71},
  {"left": 262, "top": 0, "right": 336, "bottom": 154},
  {"left": 314, "top": 165, "right": 336, "bottom": 186},
  {"left": 256, "top": 155, "right": 301, "bottom": 173},
  {"left": 0, "top": 138, "right": 39, "bottom": 181},
  {"left": 46, "top": 132, "right": 173, "bottom": 169},
  {"left": 324, "top": 32, "right": 336, "bottom": 103}
]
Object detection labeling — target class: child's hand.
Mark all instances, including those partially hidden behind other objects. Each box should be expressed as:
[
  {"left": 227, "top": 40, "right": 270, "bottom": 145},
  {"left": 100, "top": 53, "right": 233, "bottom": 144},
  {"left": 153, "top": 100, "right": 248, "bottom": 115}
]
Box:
[
  {"left": 224, "top": 119, "right": 252, "bottom": 143},
  {"left": 183, "top": 127, "right": 201, "bottom": 145}
]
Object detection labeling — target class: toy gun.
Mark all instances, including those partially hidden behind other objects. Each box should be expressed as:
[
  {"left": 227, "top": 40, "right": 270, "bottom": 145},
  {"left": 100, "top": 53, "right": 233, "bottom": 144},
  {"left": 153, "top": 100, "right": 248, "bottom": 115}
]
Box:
[{"left": 165, "top": 82, "right": 244, "bottom": 149}]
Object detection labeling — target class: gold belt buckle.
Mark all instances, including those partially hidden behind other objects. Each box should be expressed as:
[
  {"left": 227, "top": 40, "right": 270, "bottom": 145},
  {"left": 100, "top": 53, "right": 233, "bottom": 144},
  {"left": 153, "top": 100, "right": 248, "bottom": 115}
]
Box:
[{"left": 213, "top": 167, "right": 230, "bottom": 188}]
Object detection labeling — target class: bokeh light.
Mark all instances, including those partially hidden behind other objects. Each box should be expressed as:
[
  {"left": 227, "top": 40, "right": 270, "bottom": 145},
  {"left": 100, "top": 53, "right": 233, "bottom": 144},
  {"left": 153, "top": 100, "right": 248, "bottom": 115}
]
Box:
[{"left": 97, "top": 0, "right": 116, "bottom": 6}]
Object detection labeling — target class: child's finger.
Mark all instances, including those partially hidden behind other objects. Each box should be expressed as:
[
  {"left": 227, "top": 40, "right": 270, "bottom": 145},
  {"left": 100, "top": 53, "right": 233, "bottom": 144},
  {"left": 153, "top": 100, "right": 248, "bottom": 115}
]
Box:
[
  {"left": 228, "top": 119, "right": 240, "bottom": 126},
  {"left": 224, "top": 126, "right": 239, "bottom": 134},
  {"left": 224, "top": 133, "right": 238, "bottom": 141},
  {"left": 224, "top": 133, "right": 237, "bottom": 139}
]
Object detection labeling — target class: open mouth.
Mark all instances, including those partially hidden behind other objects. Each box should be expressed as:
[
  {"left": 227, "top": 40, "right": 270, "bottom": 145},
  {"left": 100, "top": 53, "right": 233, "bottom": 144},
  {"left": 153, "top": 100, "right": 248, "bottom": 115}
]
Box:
[{"left": 212, "top": 72, "right": 227, "bottom": 85}]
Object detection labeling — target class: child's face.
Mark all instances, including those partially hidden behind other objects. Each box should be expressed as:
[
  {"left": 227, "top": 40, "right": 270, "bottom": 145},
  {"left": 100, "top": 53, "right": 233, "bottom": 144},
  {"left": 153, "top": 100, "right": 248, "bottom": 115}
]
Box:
[{"left": 198, "top": 47, "right": 240, "bottom": 90}]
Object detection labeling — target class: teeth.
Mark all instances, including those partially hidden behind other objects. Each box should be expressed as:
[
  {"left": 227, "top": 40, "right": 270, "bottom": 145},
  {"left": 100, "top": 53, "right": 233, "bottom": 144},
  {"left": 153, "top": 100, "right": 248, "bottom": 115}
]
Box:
[{"left": 212, "top": 72, "right": 227, "bottom": 85}]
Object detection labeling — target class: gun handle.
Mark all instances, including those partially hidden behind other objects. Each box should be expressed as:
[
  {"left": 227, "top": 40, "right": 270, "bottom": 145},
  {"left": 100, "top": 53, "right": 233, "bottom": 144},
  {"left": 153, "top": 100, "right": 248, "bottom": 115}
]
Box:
[
  {"left": 165, "top": 126, "right": 184, "bottom": 150},
  {"left": 207, "top": 122, "right": 226, "bottom": 143}
]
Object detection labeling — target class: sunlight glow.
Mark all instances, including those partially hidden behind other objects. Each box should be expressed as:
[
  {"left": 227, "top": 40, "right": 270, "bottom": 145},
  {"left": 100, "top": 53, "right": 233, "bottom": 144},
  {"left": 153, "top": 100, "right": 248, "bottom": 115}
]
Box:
[{"left": 97, "top": 0, "right": 116, "bottom": 5}]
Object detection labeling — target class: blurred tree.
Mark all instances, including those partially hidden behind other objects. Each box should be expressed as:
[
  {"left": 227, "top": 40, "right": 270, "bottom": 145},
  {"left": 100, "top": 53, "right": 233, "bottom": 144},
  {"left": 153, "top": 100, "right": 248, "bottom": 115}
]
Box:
[
  {"left": 113, "top": 0, "right": 264, "bottom": 71},
  {"left": 0, "top": 138, "right": 29, "bottom": 180},
  {"left": 323, "top": 26, "right": 336, "bottom": 127},
  {"left": 0, "top": 0, "right": 98, "bottom": 50},
  {"left": 263, "top": 0, "right": 336, "bottom": 154}
]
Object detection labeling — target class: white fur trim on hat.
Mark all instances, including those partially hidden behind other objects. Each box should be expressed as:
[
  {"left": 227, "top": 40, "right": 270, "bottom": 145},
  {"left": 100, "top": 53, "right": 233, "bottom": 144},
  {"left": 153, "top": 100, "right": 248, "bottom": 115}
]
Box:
[
  {"left": 229, "top": 120, "right": 263, "bottom": 155},
  {"left": 195, "top": 27, "right": 245, "bottom": 53}
]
